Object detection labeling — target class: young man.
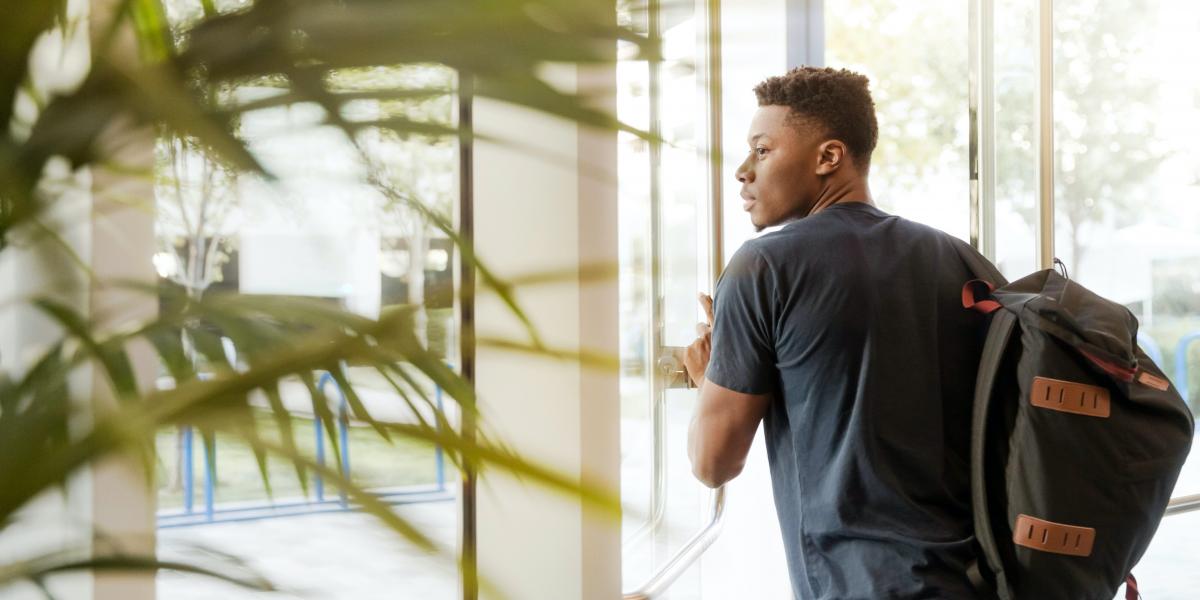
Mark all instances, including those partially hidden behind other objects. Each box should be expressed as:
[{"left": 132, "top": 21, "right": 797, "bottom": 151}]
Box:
[{"left": 683, "top": 67, "right": 986, "bottom": 599}]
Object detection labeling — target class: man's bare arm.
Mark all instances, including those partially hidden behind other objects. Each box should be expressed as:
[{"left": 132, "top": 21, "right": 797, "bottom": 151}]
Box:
[
  {"left": 683, "top": 293, "right": 771, "bottom": 488},
  {"left": 687, "top": 378, "right": 770, "bottom": 488}
]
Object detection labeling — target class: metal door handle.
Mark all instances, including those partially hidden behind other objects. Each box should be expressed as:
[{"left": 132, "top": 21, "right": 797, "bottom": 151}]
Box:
[
  {"left": 623, "top": 486, "right": 726, "bottom": 600},
  {"left": 621, "top": 347, "right": 701, "bottom": 550},
  {"left": 657, "top": 346, "right": 695, "bottom": 389},
  {"left": 1166, "top": 493, "right": 1200, "bottom": 517}
]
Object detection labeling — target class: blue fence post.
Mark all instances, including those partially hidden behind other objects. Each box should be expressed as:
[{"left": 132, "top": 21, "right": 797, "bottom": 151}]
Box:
[
  {"left": 182, "top": 426, "right": 194, "bottom": 514},
  {"left": 317, "top": 370, "right": 351, "bottom": 508},
  {"left": 314, "top": 411, "right": 325, "bottom": 503},
  {"left": 1175, "top": 331, "right": 1200, "bottom": 413},
  {"left": 1137, "top": 332, "right": 1165, "bottom": 369},
  {"left": 203, "top": 437, "right": 216, "bottom": 522},
  {"left": 435, "top": 383, "right": 446, "bottom": 492},
  {"left": 338, "top": 392, "right": 350, "bottom": 509}
]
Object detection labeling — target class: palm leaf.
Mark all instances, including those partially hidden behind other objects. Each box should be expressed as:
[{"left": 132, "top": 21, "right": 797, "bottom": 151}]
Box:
[
  {"left": 0, "top": 551, "right": 275, "bottom": 593},
  {"left": 1, "top": 0, "right": 642, "bottom": 595},
  {"left": 32, "top": 299, "right": 140, "bottom": 400},
  {"left": 0, "top": 1, "right": 63, "bottom": 128}
]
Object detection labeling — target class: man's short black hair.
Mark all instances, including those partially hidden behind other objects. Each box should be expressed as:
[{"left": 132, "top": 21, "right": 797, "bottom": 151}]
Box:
[{"left": 753, "top": 66, "right": 879, "bottom": 170}]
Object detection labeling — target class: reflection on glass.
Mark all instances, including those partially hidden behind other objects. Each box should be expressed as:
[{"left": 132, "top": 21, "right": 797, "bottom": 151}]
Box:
[
  {"left": 825, "top": 0, "right": 970, "bottom": 241},
  {"left": 1049, "top": 1, "right": 1200, "bottom": 596}
]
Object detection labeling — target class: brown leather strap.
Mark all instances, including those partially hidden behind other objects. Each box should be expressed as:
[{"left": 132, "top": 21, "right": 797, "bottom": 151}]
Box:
[
  {"left": 1013, "top": 514, "right": 1095, "bottom": 557},
  {"left": 1137, "top": 370, "right": 1170, "bottom": 391},
  {"left": 962, "top": 279, "right": 1002, "bottom": 314},
  {"left": 1125, "top": 573, "right": 1140, "bottom": 600},
  {"left": 1031, "top": 376, "right": 1110, "bottom": 418}
]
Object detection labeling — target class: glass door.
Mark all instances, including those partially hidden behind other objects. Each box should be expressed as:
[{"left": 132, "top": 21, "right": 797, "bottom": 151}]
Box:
[
  {"left": 974, "top": 1, "right": 1200, "bottom": 595},
  {"left": 618, "top": 1, "right": 723, "bottom": 598}
]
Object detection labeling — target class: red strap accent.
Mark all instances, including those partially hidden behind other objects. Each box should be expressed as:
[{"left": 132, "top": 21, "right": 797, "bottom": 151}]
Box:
[
  {"left": 1080, "top": 348, "right": 1137, "bottom": 382},
  {"left": 1125, "top": 573, "right": 1139, "bottom": 600},
  {"left": 962, "top": 279, "right": 1001, "bottom": 314}
]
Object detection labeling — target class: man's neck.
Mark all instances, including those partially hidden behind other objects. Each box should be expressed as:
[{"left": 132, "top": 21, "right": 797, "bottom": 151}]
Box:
[{"left": 809, "top": 176, "right": 873, "bottom": 216}]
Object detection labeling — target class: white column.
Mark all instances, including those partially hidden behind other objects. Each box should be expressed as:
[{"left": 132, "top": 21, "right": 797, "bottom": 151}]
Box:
[
  {"left": 85, "top": 109, "right": 158, "bottom": 600},
  {"left": 86, "top": 0, "right": 158, "bottom": 596},
  {"left": 472, "top": 61, "right": 621, "bottom": 599}
]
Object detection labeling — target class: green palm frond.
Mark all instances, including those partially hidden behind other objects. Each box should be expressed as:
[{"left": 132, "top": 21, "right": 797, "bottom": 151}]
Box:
[
  {"left": 0, "top": 551, "right": 276, "bottom": 594},
  {"left": 0, "top": 280, "right": 621, "bottom": 578},
  {"left": 2, "top": 0, "right": 638, "bottom": 595}
]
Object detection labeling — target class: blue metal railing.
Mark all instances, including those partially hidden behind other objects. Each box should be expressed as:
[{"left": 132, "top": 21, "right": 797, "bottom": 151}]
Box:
[
  {"left": 1176, "top": 332, "right": 1200, "bottom": 412},
  {"left": 1138, "top": 331, "right": 1165, "bottom": 367},
  {"left": 1137, "top": 329, "right": 1200, "bottom": 414},
  {"left": 181, "top": 426, "right": 193, "bottom": 514},
  {"left": 435, "top": 383, "right": 446, "bottom": 490},
  {"left": 313, "top": 371, "right": 352, "bottom": 507},
  {"left": 160, "top": 369, "right": 452, "bottom": 528},
  {"left": 203, "top": 435, "right": 215, "bottom": 521}
]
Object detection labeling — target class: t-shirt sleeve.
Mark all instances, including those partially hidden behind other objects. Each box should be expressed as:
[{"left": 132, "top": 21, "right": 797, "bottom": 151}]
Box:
[{"left": 705, "top": 244, "right": 777, "bottom": 395}]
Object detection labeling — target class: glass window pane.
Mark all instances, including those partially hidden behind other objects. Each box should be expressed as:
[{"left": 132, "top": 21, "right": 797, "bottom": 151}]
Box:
[
  {"left": 826, "top": 1, "right": 970, "bottom": 240},
  {"left": 618, "top": 1, "right": 713, "bottom": 596},
  {"left": 993, "top": 0, "right": 1040, "bottom": 279},
  {"left": 154, "top": 65, "right": 462, "bottom": 600},
  {"left": 617, "top": 28, "right": 656, "bottom": 591}
]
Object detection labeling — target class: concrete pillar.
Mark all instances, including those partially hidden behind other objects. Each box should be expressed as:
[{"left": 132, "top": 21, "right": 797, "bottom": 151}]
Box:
[{"left": 471, "top": 60, "right": 621, "bottom": 599}]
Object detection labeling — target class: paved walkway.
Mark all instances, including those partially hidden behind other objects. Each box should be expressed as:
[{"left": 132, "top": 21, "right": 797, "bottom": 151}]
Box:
[{"left": 158, "top": 502, "right": 458, "bottom": 600}]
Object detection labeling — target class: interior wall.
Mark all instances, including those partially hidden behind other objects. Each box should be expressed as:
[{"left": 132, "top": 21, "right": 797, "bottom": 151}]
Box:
[{"left": 472, "top": 61, "right": 621, "bottom": 600}]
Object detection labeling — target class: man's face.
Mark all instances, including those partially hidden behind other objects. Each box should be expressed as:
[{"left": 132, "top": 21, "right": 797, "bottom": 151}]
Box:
[{"left": 735, "top": 105, "right": 824, "bottom": 231}]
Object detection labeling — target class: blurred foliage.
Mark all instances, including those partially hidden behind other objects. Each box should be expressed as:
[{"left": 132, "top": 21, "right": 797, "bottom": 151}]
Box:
[
  {"left": 1, "top": 0, "right": 652, "bottom": 596},
  {"left": 826, "top": 1, "right": 966, "bottom": 189},
  {"left": 827, "top": 0, "right": 1172, "bottom": 279}
]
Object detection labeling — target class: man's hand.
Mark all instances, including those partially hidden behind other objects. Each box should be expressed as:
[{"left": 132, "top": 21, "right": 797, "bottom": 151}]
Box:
[{"left": 684, "top": 293, "right": 715, "bottom": 387}]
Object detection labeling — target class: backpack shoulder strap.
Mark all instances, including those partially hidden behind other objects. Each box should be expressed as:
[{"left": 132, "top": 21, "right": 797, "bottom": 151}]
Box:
[{"left": 971, "top": 307, "right": 1018, "bottom": 599}]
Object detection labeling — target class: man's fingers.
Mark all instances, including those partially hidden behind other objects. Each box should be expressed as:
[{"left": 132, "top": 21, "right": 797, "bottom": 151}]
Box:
[
  {"left": 699, "top": 293, "right": 714, "bottom": 325},
  {"left": 683, "top": 334, "right": 711, "bottom": 388}
]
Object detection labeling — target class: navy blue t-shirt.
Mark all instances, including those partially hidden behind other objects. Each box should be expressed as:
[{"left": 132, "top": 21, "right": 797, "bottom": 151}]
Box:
[{"left": 706, "top": 202, "right": 985, "bottom": 599}]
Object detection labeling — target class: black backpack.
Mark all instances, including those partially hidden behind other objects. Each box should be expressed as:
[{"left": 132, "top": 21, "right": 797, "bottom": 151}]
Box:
[{"left": 956, "top": 246, "right": 1194, "bottom": 600}]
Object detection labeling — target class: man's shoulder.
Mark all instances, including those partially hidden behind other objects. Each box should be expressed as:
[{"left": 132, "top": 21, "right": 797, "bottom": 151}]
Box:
[
  {"left": 738, "top": 205, "right": 976, "bottom": 262},
  {"left": 745, "top": 210, "right": 979, "bottom": 283}
]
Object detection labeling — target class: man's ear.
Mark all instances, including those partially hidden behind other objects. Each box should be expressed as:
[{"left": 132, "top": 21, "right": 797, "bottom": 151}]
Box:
[{"left": 815, "top": 140, "right": 847, "bottom": 175}]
